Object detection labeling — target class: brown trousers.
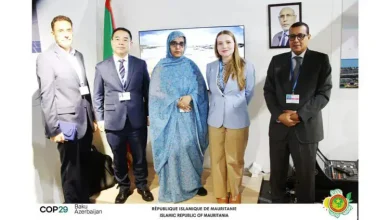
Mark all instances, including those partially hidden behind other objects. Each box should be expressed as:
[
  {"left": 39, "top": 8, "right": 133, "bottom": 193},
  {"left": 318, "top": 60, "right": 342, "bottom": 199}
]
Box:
[{"left": 208, "top": 126, "right": 249, "bottom": 198}]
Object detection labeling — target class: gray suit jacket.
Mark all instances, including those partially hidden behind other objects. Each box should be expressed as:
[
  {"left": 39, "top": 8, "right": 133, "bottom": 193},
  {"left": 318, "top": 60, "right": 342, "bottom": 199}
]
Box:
[
  {"left": 206, "top": 59, "right": 255, "bottom": 129},
  {"left": 272, "top": 31, "right": 289, "bottom": 47},
  {"left": 93, "top": 55, "right": 150, "bottom": 131},
  {"left": 36, "top": 44, "right": 95, "bottom": 140}
]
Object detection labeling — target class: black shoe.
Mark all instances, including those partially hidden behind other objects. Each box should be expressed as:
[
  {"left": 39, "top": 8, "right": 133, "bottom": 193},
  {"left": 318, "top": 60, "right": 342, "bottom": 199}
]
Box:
[
  {"left": 115, "top": 187, "right": 132, "bottom": 204},
  {"left": 137, "top": 188, "right": 154, "bottom": 202},
  {"left": 197, "top": 187, "right": 207, "bottom": 196}
]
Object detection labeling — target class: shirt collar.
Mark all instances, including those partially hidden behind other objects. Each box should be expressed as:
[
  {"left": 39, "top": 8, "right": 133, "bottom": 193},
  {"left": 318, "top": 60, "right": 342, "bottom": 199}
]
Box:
[
  {"left": 56, "top": 44, "right": 76, "bottom": 56},
  {"left": 291, "top": 49, "right": 307, "bottom": 59},
  {"left": 69, "top": 48, "right": 76, "bottom": 56},
  {"left": 113, "top": 54, "right": 128, "bottom": 63}
]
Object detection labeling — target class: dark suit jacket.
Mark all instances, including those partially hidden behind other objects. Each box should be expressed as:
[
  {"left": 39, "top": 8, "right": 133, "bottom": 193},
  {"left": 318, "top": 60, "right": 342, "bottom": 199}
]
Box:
[
  {"left": 93, "top": 55, "right": 150, "bottom": 131},
  {"left": 272, "top": 31, "right": 290, "bottom": 47},
  {"left": 263, "top": 49, "right": 332, "bottom": 143},
  {"left": 36, "top": 44, "right": 95, "bottom": 140}
]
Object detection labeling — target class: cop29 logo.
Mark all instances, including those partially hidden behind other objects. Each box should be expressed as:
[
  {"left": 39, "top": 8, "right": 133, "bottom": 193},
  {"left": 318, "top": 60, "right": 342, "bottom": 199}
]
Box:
[{"left": 40, "top": 206, "right": 69, "bottom": 213}]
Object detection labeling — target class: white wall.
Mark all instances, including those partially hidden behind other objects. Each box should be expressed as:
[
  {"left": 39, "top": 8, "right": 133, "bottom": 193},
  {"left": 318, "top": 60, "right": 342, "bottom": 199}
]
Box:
[{"left": 96, "top": 0, "right": 358, "bottom": 172}]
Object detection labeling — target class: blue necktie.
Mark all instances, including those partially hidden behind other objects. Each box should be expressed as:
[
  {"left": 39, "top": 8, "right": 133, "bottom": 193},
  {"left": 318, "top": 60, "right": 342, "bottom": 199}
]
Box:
[{"left": 281, "top": 32, "right": 287, "bottom": 46}]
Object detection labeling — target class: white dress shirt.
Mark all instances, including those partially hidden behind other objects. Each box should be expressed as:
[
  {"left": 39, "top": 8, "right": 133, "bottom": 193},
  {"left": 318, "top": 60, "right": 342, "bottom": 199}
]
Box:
[
  {"left": 58, "top": 44, "right": 85, "bottom": 86},
  {"left": 291, "top": 49, "right": 307, "bottom": 69},
  {"left": 113, "top": 54, "right": 129, "bottom": 87}
]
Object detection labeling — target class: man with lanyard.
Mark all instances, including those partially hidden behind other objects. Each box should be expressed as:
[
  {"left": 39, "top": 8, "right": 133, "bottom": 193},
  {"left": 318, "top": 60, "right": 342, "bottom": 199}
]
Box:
[
  {"left": 264, "top": 22, "right": 332, "bottom": 203},
  {"left": 93, "top": 27, "right": 153, "bottom": 203}
]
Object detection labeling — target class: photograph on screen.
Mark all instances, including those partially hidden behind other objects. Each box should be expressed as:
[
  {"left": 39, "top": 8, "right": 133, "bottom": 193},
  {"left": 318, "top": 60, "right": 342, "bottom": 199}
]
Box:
[
  {"left": 340, "top": 1, "right": 358, "bottom": 88},
  {"left": 139, "top": 25, "right": 245, "bottom": 87}
]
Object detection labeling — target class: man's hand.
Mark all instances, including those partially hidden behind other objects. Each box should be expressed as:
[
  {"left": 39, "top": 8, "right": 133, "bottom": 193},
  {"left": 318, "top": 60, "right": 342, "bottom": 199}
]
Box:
[
  {"left": 93, "top": 121, "right": 98, "bottom": 132},
  {"left": 97, "top": 121, "right": 105, "bottom": 131},
  {"left": 147, "top": 116, "right": 150, "bottom": 126},
  {"left": 284, "top": 110, "right": 300, "bottom": 122},
  {"left": 278, "top": 110, "right": 300, "bottom": 127},
  {"left": 290, "top": 113, "right": 300, "bottom": 122},
  {"left": 50, "top": 133, "right": 65, "bottom": 143}
]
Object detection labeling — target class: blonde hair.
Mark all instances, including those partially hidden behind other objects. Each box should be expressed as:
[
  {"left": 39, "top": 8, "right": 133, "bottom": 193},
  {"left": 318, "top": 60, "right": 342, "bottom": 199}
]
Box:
[{"left": 214, "top": 30, "right": 246, "bottom": 90}]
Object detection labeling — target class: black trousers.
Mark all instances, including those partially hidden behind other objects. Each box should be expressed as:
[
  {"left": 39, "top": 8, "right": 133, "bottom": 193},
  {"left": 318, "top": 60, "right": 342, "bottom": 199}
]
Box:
[
  {"left": 105, "top": 118, "right": 148, "bottom": 190},
  {"left": 269, "top": 130, "right": 318, "bottom": 203},
  {"left": 57, "top": 122, "right": 92, "bottom": 203}
]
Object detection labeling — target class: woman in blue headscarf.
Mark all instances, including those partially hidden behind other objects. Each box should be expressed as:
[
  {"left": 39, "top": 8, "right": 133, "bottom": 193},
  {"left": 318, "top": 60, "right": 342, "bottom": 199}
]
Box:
[{"left": 149, "top": 31, "right": 209, "bottom": 203}]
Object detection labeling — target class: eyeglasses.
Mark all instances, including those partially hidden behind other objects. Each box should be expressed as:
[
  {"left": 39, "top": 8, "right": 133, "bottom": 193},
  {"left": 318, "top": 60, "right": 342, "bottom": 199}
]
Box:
[
  {"left": 170, "top": 41, "right": 185, "bottom": 47},
  {"left": 287, "top": 34, "right": 307, "bottom": 41}
]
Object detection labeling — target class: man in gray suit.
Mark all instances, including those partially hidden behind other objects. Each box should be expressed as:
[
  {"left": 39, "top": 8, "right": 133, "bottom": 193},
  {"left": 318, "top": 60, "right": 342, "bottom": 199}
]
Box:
[
  {"left": 36, "top": 15, "right": 97, "bottom": 203},
  {"left": 271, "top": 7, "right": 297, "bottom": 47},
  {"left": 93, "top": 27, "right": 153, "bottom": 203}
]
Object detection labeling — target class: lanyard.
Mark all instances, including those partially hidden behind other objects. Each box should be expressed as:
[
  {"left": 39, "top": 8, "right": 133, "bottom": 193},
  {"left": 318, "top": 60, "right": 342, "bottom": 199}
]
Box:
[{"left": 290, "top": 58, "right": 301, "bottom": 94}]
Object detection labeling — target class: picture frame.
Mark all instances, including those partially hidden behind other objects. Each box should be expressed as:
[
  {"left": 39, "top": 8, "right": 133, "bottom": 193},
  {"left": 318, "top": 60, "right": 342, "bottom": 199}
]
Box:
[{"left": 268, "top": 2, "right": 302, "bottom": 49}]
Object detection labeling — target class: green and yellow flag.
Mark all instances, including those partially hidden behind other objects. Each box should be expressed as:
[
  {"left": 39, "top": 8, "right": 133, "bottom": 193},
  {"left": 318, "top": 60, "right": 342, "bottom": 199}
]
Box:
[{"left": 103, "top": 0, "right": 116, "bottom": 60}]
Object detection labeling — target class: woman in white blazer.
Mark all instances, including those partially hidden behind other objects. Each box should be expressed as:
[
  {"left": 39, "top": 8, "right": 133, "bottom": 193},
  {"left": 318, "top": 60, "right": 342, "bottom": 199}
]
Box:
[{"left": 206, "top": 30, "right": 255, "bottom": 204}]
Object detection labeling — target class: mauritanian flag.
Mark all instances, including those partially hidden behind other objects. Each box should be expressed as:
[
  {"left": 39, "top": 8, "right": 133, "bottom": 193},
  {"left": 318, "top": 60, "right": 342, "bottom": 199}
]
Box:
[{"left": 103, "top": 0, "right": 116, "bottom": 60}]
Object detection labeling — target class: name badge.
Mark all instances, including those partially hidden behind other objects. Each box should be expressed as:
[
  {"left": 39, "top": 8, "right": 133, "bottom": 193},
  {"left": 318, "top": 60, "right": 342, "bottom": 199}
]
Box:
[
  {"left": 79, "top": 86, "right": 90, "bottom": 95},
  {"left": 118, "top": 92, "right": 131, "bottom": 101},
  {"left": 286, "top": 94, "right": 299, "bottom": 104}
]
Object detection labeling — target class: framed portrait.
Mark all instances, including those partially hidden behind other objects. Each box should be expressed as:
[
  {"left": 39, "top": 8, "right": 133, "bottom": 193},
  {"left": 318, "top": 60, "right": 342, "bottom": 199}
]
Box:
[
  {"left": 268, "top": 2, "right": 302, "bottom": 49},
  {"left": 139, "top": 25, "right": 245, "bottom": 89}
]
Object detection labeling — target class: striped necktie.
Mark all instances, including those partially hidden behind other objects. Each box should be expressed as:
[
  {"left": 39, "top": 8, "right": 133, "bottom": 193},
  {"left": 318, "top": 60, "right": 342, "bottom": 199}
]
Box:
[{"left": 118, "top": 59, "right": 125, "bottom": 87}]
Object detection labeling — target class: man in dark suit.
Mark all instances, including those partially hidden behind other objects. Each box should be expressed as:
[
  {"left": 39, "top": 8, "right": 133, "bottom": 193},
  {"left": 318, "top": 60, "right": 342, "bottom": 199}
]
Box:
[
  {"left": 93, "top": 27, "right": 153, "bottom": 203},
  {"left": 264, "top": 22, "right": 332, "bottom": 203},
  {"left": 36, "top": 15, "right": 97, "bottom": 203}
]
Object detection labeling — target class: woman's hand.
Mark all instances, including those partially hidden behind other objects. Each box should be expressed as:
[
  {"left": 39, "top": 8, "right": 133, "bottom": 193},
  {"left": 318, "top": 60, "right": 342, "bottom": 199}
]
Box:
[{"left": 177, "top": 95, "right": 192, "bottom": 112}]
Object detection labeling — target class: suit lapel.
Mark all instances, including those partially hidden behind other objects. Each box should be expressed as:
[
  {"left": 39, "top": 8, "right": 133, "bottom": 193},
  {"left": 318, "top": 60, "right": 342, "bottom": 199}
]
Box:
[
  {"left": 125, "top": 55, "right": 135, "bottom": 90},
  {"left": 294, "top": 49, "right": 312, "bottom": 94},
  {"left": 224, "top": 74, "right": 235, "bottom": 94},
  {"left": 75, "top": 51, "right": 87, "bottom": 85},
  {"left": 108, "top": 57, "right": 124, "bottom": 89},
  {"left": 54, "top": 45, "right": 80, "bottom": 85},
  {"left": 278, "top": 52, "right": 293, "bottom": 94}
]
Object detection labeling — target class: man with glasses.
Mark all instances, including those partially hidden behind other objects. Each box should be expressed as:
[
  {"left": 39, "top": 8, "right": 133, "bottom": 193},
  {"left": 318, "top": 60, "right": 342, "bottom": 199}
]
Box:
[
  {"left": 271, "top": 7, "right": 297, "bottom": 47},
  {"left": 93, "top": 27, "right": 153, "bottom": 203},
  {"left": 264, "top": 22, "right": 332, "bottom": 203}
]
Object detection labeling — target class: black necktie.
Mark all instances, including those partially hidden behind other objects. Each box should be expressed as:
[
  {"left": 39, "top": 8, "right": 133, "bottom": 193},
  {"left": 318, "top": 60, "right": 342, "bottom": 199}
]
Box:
[{"left": 293, "top": 56, "right": 302, "bottom": 82}]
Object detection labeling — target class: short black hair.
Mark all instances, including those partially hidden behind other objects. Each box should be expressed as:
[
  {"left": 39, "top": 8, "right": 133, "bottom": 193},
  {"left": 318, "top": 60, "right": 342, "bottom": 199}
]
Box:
[
  {"left": 112, "top": 27, "right": 132, "bottom": 40},
  {"left": 290, "top": 22, "right": 310, "bottom": 34}
]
